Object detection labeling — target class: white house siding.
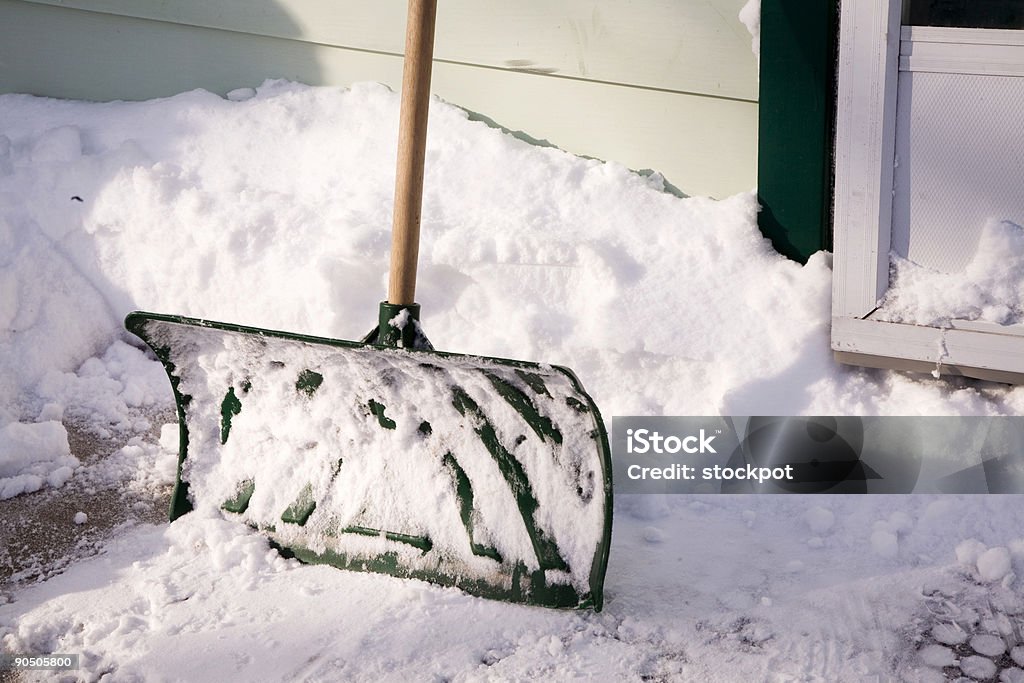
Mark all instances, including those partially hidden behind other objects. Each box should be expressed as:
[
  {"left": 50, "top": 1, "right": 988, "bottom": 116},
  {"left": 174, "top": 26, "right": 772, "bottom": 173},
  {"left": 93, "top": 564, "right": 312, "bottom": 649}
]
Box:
[{"left": 0, "top": 0, "right": 758, "bottom": 198}]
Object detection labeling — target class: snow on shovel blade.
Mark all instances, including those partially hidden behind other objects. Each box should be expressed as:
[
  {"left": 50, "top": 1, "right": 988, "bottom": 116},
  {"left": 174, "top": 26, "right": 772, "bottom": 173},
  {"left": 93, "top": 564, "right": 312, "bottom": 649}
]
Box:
[{"left": 126, "top": 311, "right": 612, "bottom": 610}]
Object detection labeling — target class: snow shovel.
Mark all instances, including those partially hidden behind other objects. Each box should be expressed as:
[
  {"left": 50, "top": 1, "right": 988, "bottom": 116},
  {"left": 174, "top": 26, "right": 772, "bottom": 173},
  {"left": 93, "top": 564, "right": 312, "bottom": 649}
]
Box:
[{"left": 124, "top": 0, "right": 612, "bottom": 610}]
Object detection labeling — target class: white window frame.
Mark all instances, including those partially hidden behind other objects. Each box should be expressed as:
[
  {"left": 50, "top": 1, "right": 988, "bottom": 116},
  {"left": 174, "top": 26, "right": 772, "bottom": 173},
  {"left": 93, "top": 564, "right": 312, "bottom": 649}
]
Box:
[{"left": 831, "top": 0, "right": 1024, "bottom": 383}]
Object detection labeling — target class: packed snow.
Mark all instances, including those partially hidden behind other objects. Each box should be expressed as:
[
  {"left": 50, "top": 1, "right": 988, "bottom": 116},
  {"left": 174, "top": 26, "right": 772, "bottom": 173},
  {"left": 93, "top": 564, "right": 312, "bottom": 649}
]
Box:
[
  {"left": 0, "top": 421, "right": 77, "bottom": 500},
  {"left": 2, "top": 80, "right": 1024, "bottom": 680},
  {"left": 878, "top": 219, "right": 1024, "bottom": 327}
]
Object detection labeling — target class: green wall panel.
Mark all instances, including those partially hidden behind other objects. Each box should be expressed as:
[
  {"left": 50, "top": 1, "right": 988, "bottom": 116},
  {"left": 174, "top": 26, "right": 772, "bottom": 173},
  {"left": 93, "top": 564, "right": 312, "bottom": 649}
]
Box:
[{"left": 757, "top": 0, "right": 838, "bottom": 262}]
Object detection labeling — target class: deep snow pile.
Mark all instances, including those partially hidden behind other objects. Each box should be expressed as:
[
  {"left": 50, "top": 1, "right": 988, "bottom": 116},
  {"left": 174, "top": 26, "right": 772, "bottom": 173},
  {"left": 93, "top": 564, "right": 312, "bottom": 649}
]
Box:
[
  {"left": 4, "top": 79, "right": 1022, "bottom": 501},
  {"left": 2, "top": 81, "right": 1024, "bottom": 680}
]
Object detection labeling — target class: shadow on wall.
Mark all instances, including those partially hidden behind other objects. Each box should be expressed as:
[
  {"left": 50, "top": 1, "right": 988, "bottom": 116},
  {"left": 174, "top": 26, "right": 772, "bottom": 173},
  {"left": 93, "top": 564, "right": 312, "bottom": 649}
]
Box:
[
  {"left": 0, "top": 0, "right": 323, "bottom": 101},
  {"left": 1, "top": 1, "right": 697, "bottom": 200},
  {"left": 461, "top": 108, "right": 689, "bottom": 199}
]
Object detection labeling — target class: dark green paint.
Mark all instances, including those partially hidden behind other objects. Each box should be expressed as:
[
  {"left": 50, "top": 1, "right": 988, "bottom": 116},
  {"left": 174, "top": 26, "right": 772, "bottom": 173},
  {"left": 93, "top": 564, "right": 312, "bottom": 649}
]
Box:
[
  {"left": 219, "top": 386, "right": 242, "bottom": 444},
  {"left": 565, "top": 396, "right": 589, "bottom": 413},
  {"left": 285, "top": 545, "right": 592, "bottom": 610},
  {"left": 222, "top": 479, "right": 255, "bottom": 514},
  {"left": 484, "top": 371, "right": 562, "bottom": 445},
  {"left": 451, "top": 386, "right": 568, "bottom": 572},
  {"left": 442, "top": 452, "right": 503, "bottom": 563},
  {"left": 343, "top": 525, "right": 433, "bottom": 554},
  {"left": 757, "top": 0, "right": 839, "bottom": 262},
  {"left": 515, "top": 369, "right": 551, "bottom": 397},
  {"left": 295, "top": 369, "right": 323, "bottom": 396},
  {"left": 117, "top": 323, "right": 194, "bottom": 521},
  {"left": 281, "top": 484, "right": 317, "bottom": 525},
  {"left": 363, "top": 302, "right": 433, "bottom": 349},
  {"left": 368, "top": 399, "right": 397, "bottom": 430}
]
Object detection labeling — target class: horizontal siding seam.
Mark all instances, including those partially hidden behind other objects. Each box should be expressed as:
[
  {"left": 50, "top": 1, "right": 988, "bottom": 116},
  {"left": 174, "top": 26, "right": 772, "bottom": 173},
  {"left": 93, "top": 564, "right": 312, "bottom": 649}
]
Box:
[{"left": 12, "top": 0, "right": 757, "bottom": 104}]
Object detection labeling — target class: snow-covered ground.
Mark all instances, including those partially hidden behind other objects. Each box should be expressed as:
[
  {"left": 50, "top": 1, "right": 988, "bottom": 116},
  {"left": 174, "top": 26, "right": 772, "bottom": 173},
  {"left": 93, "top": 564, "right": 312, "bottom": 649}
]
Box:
[{"left": 3, "top": 81, "right": 1024, "bottom": 681}]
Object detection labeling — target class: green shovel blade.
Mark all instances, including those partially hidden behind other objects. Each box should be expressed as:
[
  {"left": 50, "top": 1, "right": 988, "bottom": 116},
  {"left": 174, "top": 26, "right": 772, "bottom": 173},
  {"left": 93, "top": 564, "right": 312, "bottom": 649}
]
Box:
[{"left": 125, "top": 311, "right": 612, "bottom": 610}]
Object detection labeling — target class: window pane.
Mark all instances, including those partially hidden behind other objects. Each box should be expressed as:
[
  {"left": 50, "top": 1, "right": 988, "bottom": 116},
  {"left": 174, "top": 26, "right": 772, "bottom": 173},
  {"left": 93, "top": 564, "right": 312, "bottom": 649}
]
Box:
[{"left": 904, "top": 0, "right": 1024, "bottom": 29}]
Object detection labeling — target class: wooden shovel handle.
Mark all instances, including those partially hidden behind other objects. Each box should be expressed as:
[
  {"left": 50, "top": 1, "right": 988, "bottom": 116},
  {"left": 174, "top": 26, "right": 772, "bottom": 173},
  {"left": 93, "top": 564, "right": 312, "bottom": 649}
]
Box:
[{"left": 388, "top": 0, "right": 437, "bottom": 306}]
